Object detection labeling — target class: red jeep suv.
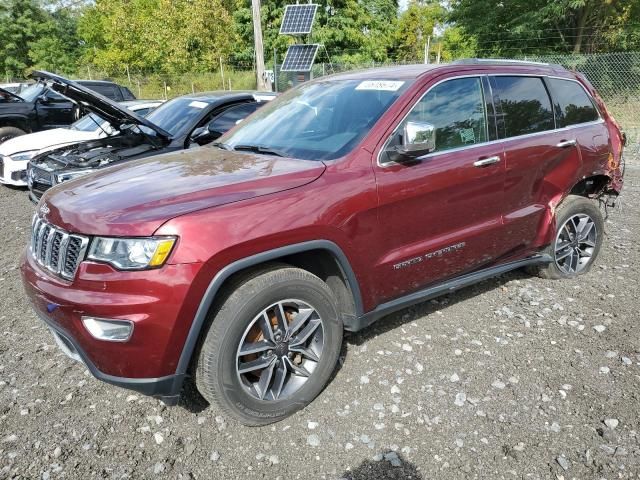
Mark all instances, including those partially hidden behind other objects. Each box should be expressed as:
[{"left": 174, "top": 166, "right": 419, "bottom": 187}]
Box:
[{"left": 21, "top": 60, "right": 624, "bottom": 426}]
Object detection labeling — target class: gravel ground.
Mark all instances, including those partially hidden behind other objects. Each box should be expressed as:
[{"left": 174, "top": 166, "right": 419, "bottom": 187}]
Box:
[{"left": 1, "top": 159, "right": 639, "bottom": 480}]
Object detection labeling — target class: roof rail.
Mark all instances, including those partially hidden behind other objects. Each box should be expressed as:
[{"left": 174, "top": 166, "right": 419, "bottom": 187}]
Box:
[{"left": 452, "top": 58, "right": 565, "bottom": 69}]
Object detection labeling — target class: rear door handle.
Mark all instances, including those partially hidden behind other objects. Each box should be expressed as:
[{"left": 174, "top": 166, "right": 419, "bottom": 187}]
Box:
[
  {"left": 473, "top": 156, "right": 501, "bottom": 167},
  {"left": 556, "top": 139, "right": 577, "bottom": 148}
]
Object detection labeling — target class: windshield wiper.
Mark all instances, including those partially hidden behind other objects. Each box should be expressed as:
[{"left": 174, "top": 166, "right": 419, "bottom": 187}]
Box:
[
  {"left": 211, "top": 141, "right": 233, "bottom": 151},
  {"left": 233, "top": 144, "right": 286, "bottom": 157}
]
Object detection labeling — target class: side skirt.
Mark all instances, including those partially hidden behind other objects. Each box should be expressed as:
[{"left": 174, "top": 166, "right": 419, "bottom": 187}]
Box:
[{"left": 345, "top": 254, "right": 552, "bottom": 332}]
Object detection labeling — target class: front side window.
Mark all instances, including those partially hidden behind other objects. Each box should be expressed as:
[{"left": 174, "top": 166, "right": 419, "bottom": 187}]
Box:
[
  {"left": 145, "top": 97, "right": 215, "bottom": 137},
  {"left": 491, "top": 76, "right": 554, "bottom": 138},
  {"left": 218, "top": 79, "right": 411, "bottom": 161},
  {"left": 398, "top": 76, "right": 488, "bottom": 154},
  {"left": 208, "top": 102, "right": 261, "bottom": 136},
  {"left": 547, "top": 78, "right": 599, "bottom": 127},
  {"left": 19, "top": 83, "right": 45, "bottom": 102}
]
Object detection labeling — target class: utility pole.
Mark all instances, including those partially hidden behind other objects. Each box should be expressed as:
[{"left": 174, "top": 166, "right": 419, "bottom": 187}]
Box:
[
  {"left": 424, "top": 35, "right": 431, "bottom": 64},
  {"left": 252, "top": 0, "right": 271, "bottom": 91}
]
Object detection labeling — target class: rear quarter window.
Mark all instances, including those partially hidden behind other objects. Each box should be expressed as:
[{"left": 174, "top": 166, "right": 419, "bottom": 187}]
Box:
[
  {"left": 120, "top": 87, "right": 136, "bottom": 101},
  {"left": 491, "top": 76, "right": 554, "bottom": 138},
  {"left": 547, "top": 78, "right": 599, "bottom": 127}
]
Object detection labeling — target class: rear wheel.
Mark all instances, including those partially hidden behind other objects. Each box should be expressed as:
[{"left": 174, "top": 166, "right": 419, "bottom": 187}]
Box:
[
  {"left": 534, "top": 195, "right": 604, "bottom": 279},
  {"left": 195, "top": 266, "right": 342, "bottom": 426},
  {"left": 0, "top": 127, "right": 26, "bottom": 144}
]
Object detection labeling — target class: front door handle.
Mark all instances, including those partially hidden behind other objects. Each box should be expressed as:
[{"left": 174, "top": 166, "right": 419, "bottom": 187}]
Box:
[
  {"left": 473, "top": 156, "right": 501, "bottom": 167},
  {"left": 556, "top": 139, "right": 577, "bottom": 148}
]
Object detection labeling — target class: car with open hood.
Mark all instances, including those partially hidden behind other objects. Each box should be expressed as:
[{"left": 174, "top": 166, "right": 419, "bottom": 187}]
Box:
[
  {"left": 0, "top": 100, "right": 162, "bottom": 187},
  {"left": 26, "top": 71, "right": 276, "bottom": 202},
  {"left": 0, "top": 76, "right": 136, "bottom": 144}
]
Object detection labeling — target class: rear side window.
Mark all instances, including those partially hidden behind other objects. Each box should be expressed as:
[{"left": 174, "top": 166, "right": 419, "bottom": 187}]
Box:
[
  {"left": 86, "top": 84, "right": 122, "bottom": 101},
  {"left": 491, "top": 76, "right": 554, "bottom": 138},
  {"left": 121, "top": 87, "right": 136, "bottom": 101},
  {"left": 404, "top": 77, "right": 488, "bottom": 153},
  {"left": 547, "top": 78, "right": 599, "bottom": 127}
]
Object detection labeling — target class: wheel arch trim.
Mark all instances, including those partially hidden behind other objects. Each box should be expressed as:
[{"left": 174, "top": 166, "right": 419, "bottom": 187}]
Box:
[{"left": 175, "top": 240, "right": 363, "bottom": 375}]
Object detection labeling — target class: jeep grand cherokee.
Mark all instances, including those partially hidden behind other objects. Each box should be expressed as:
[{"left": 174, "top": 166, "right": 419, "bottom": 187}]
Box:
[{"left": 21, "top": 60, "right": 624, "bottom": 426}]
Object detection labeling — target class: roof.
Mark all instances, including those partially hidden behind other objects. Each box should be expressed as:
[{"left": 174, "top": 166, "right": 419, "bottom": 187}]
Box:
[
  {"left": 319, "top": 59, "right": 570, "bottom": 82},
  {"left": 74, "top": 79, "right": 124, "bottom": 86},
  {"left": 171, "top": 90, "right": 277, "bottom": 103}
]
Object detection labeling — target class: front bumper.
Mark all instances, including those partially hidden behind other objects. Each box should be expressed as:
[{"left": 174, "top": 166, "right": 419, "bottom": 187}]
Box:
[
  {"left": 38, "top": 309, "right": 184, "bottom": 404},
  {"left": 20, "top": 249, "right": 204, "bottom": 403},
  {"left": 0, "top": 155, "right": 28, "bottom": 187}
]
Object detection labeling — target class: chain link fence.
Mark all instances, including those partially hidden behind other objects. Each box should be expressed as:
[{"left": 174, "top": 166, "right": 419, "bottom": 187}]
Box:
[{"left": 522, "top": 52, "right": 640, "bottom": 160}]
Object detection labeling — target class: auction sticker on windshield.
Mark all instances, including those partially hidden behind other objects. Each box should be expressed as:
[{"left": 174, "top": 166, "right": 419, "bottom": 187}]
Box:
[
  {"left": 189, "top": 101, "right": 208, "bottom": 109},
  {"left": 356, "top": 80, "right": 405, "bottom": 91}
]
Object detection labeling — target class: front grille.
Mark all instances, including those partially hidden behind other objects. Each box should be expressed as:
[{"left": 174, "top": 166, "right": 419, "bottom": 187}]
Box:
[
  {"left": 28, "top": 166, "right": 53, "bottom": 200},
  {"left": 30, "top": 216, "right": 89, "bottom": 280}
]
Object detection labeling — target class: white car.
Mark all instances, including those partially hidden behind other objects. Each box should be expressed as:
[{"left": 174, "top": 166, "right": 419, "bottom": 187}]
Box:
[{"left": 0, "top": 100, "right": 162, "bottom": 186}]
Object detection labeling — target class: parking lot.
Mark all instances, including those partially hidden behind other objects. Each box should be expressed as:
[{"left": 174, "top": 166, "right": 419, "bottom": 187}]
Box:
[{"left": 0, "top": 158, "right": 638, "bottom": 479}]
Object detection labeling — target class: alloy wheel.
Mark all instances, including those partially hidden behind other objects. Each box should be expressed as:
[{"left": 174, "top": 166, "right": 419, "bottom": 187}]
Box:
[
  {"left": 235, "top": 299, "right": 325, "bottom": 401},
  {"left": 554, "top": 213, "right": 597, "bottom": 274}
]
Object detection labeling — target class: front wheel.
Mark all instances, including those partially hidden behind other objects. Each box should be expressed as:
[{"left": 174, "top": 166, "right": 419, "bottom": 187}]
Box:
[
  {"left": 195, "top": 266, "right": 342, "bottom": 426},
  {"left": 534, "top": 195, "right": 604, "bottom": 279},
  {"left": 0, "top": 126, "right": 26, "bottom": 144}
]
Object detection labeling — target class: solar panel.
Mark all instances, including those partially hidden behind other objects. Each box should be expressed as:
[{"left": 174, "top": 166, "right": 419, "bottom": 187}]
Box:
[
  {"left": 281, "top": 44, "right": 319, "bottom": 72},
  {"left": 280, "top": 4, "right": 318, "bottom": 35}
]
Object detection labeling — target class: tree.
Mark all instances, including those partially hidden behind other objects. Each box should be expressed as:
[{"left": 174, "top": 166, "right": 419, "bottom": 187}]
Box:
[
  {"left": 0, "top": 0, "right": 49, "bottom": 78},
  {"left": 449, "top": 0, "right": 640, "bottom": 56},
  {"left": 78, "top": 0, "right": 236, "bottom": 75},
  {"left": 391, "top": 0, "right": 444, "bottom": 62},
  {"left": 29, "top": 8, "right": 83, "bottom": 74}
]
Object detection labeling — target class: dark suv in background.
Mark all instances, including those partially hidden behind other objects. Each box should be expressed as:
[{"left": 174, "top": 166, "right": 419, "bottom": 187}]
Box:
[
  {"left": 0, "top": 75, "right": 135, "bottom": 143},
  {"left": 21, "top": 60, "right": 624, "bottom": 426}
]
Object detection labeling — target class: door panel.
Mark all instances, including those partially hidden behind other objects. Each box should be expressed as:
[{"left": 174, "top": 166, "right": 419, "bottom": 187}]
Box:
[
  {"left": 501, "top": 132, "right": 581, "bottom": 251},
  {"left": 489, "top": 75, "right": 579, "bottom": 254},
  {"left": 372, "top": 76, "right": 507, "bottom": 303},
  {"left": 36, "top": 90, "right": 74, "bottom": 129}
]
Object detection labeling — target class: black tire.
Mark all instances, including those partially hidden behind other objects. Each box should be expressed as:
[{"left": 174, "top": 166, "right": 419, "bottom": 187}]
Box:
[
  {"left": 0, "top": 127, "right": 26, "bottom": 144},
  {"left": 533, "top": 195, "right": 604, "bottom": 279},
  {"left": 195, "top": 266, "right": 342, "bottom": 426}
]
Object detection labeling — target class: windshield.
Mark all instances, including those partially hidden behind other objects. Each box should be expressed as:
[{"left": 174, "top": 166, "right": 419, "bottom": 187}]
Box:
[
  {"left": 219, "top": 79, "right": 411, "bottom": 160},
  {"left": 71, "top": 113, "right": 107, "bottom": 132},
  {"left": 19, "top": 83, "right": 46, "bottom": 102},
  {"left": 145, "top": 97, "right": 214, "bottom": 137}
]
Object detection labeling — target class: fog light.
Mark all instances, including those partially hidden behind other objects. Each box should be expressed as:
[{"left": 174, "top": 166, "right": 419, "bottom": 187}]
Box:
[{"left": 81, "top": 316, "right": 133, "bottom": 342}]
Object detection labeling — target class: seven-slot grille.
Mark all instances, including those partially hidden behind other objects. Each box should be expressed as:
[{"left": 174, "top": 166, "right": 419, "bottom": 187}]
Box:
[{"left": 31, "top": 216, "right": 89, "bottom": 280}]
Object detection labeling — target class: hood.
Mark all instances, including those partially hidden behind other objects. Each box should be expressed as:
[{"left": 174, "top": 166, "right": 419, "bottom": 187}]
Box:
[
  {"left": 0, "top": 87, "right": 24, "bottom": 102},
  {"left": 31, "top": 71, "right": 171, "bottom": 140},
  {"left": 40, "top": 147, "right": 326, "bottom": 236},
  {"left": 0, "top": 128, "right": 100, "bottom": 157}
]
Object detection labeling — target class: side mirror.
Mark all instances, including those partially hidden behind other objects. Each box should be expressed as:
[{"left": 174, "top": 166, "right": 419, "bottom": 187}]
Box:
[
  {"left": 387, "top": 121, "right": 436, "bottom": 163},
  {"left": 38, "top": 93, "right": 50, "bottom": 104},
  {"left": 190, "top": 123, "right": 221, "bottom": 146}
]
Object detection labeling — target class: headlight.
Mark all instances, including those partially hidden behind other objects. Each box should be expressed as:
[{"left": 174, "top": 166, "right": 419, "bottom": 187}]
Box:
[
  {"left": 55, "top": 169, "right": 94, "bottom": 184},
  {"left": 10, "top": 150, "right": 39, "bottom": 162},
  {"left": 87, "top": 236, "right": 176, "bottom": 270}
]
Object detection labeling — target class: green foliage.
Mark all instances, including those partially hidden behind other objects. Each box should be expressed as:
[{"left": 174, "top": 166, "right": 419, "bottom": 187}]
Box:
[
  {"left": 449, "top": 0, "right": 640, "bottom": 56},
  {"left": 391, "top": 0, "right": 444, "bottom": 61},
  {"left": 78, "top": 0, "right": 236, "bottom": 76},
  {"left": 29, "top": 9, "right": 83, "bottom": 74}
]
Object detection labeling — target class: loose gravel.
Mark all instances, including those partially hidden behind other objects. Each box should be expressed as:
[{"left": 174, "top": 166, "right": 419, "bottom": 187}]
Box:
[{"left": 1, "top": 159, "right": 639, "bottom": 479}]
